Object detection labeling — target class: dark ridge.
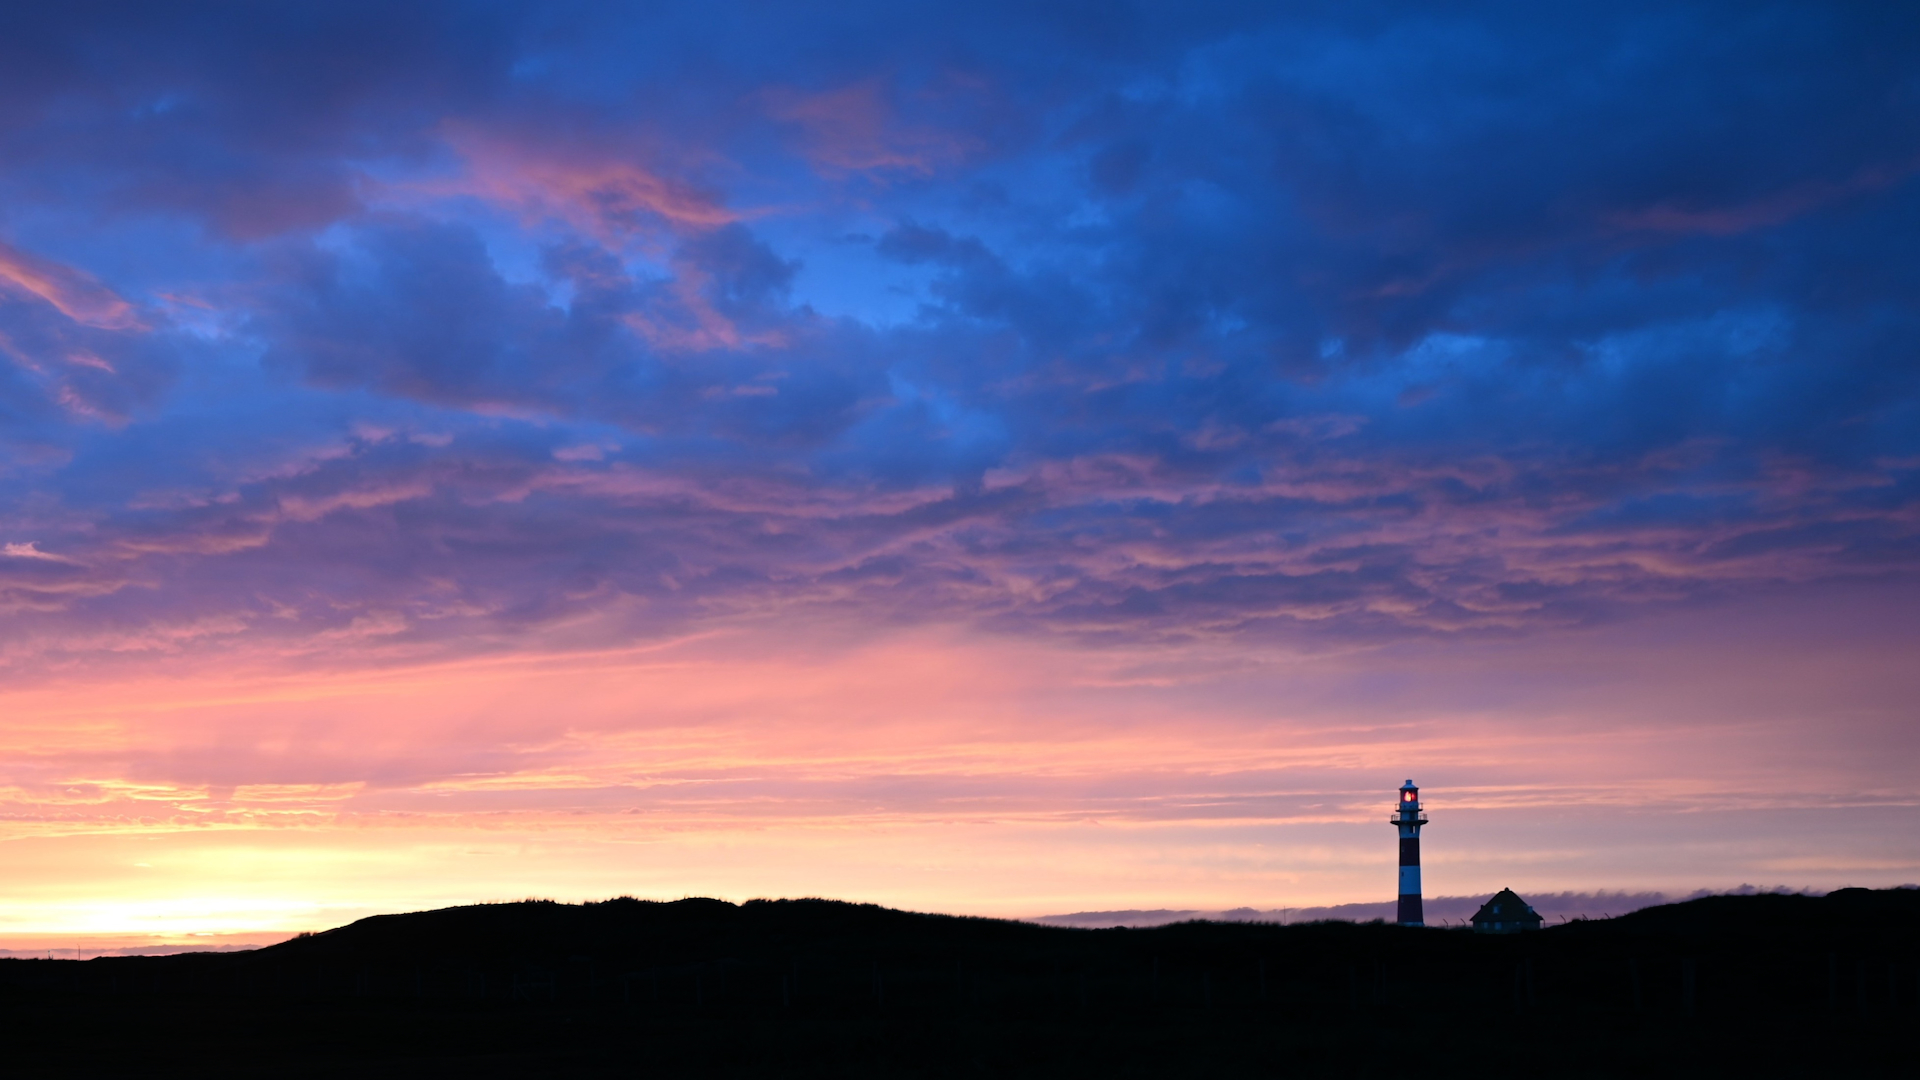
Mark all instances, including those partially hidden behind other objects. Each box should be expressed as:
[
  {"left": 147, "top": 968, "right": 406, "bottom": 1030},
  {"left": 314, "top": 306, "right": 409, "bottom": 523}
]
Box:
[
  {"left": 1596, "top": 886, "right": 1920, "bottom": 933},
  {"left": 0, "top": 889, "right": 1912, "bottom": 1077},
  {"left": 262, "top": 896, "right": 1051, "bottom": 972}
]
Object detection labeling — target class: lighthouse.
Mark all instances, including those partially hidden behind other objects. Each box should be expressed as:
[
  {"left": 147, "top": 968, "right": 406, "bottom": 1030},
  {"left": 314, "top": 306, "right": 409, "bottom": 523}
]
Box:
[{"left": 1391, "top": 779, "right": 1427, "bottom": 926}]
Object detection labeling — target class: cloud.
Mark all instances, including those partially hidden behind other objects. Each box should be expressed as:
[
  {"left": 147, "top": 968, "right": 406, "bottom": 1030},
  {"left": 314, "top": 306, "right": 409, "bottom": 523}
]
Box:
[
  {"left": 766, "top": 78, "right": 984, "bottom": 177},
  {"left": 0, "top": 241, "right": 140, "bottom": 329},
  {"left": 0, "top": 1, "right": 1911, "bottom": 672},
  {"left": 0, "top": 270, "right": 176, "bottom": 431},
  {"left": 439, "top": 127, "right": 741, "bottom": 239}
]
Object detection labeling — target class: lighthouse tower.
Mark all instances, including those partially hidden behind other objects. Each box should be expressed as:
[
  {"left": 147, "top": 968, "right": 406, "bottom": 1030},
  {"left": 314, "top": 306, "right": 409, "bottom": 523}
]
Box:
[{"left": 1391, "top": 779, "right": 1427, "bottom": 926}]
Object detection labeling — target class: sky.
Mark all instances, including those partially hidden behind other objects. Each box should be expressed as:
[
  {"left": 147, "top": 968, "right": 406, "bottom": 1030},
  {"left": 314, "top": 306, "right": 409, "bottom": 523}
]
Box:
[{"left": 1, "top": 0, "right": 1918, "bottom": 949}]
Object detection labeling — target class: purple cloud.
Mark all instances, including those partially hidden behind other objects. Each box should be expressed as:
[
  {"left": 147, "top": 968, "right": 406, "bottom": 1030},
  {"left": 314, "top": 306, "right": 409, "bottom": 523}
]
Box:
[{"left": 0, "top": 0, "right": 1912, "bottom": 674}]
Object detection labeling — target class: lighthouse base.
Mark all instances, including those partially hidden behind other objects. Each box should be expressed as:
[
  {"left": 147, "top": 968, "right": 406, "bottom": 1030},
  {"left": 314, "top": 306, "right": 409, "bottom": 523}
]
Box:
[{"left": 1397, "top": 894, "right": 1424, "bottom": 927}]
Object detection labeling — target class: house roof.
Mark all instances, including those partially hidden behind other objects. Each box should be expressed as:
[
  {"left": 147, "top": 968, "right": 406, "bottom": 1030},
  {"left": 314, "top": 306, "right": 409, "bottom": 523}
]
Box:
[{"left": 1471, "top": 888, "right": 1542, "bottom": 924}]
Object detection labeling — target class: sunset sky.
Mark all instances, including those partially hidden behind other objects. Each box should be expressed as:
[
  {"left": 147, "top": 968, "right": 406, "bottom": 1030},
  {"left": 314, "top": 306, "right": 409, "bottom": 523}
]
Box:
[{"left": 2, "top": 1, "right": 1917, "bottom": 949}]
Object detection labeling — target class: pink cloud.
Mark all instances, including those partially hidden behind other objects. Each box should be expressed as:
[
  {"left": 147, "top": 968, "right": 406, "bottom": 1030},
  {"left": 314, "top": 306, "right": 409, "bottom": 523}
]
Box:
[
  {"left": 0, "top": 241, "right": 141, "bottom": 331},
  {"left": 428, "top": 127, "right": 740, "bottom": 244},
  {"left": 1607, "top": 159, "right": 1920, "bottom": 237},
  {"left": 766, "top": 79, "right": 981, "bottom": 178},
  {"left": 3, "top": 542, "right": 69, "bottom": 562},
  {"left": 274, "top": 479, "right": 436, "bottom": 522}
]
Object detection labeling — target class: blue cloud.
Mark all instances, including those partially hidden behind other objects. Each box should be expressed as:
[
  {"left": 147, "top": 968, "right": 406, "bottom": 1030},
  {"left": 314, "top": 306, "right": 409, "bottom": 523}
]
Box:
[{"left": 2, "top": 1, "right": 1918, "bottom": 665}]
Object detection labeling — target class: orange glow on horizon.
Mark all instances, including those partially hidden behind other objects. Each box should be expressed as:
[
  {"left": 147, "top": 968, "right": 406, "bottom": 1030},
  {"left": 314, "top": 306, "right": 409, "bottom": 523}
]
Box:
[{"left": 3, "top": 595, "right": 1916, "bottom": 948}]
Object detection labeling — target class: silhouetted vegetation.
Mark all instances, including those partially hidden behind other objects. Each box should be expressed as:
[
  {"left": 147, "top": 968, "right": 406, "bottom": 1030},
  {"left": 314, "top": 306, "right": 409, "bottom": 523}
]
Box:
[{"left": 0, "top": 888, "right": 1912, "bottom": 1077}]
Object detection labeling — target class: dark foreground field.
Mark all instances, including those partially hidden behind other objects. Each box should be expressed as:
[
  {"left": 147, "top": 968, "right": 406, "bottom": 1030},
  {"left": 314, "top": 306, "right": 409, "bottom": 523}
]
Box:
[{"left": 0, "top": 887, "right": 1913, "bottom": 1078}]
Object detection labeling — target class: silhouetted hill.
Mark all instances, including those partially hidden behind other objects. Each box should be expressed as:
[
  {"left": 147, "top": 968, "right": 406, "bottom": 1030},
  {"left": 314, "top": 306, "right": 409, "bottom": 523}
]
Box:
[
  {"left": 0, "top": 889, "right": 1913, "bottom": 1078},
  {"left": 264, "top": 895, "right": 1048, "bottom": 972},
  {"left": 1601, "top": 885, "right": 1920, "bottom": 933}
]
